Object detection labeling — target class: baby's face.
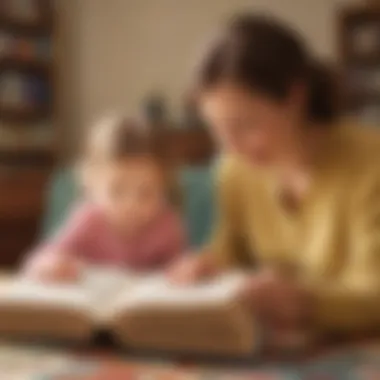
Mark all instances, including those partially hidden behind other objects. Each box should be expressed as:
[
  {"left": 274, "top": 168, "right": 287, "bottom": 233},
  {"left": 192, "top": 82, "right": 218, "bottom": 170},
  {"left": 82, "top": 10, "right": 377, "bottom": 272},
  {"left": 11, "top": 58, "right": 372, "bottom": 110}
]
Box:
[{"left": 91, "top": 158, "right": 167, "bottom": 234}]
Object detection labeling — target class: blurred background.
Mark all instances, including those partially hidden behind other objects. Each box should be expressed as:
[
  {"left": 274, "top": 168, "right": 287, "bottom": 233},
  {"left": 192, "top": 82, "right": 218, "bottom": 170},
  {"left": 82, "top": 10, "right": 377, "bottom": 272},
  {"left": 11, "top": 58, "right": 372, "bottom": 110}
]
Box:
[{"left": 0, "top": 0, "right": 379, "bottom": 268}]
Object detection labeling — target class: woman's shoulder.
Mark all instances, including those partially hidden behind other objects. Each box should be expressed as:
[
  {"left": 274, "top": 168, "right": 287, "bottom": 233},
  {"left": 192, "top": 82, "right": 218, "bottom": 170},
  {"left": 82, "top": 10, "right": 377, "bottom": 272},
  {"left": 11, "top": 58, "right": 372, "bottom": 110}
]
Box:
[
  {"left": 335, "top": 123, "right": 380, "bottom": 178},
  {"left": 339, "top": 123, "right": 380, "bottom": 148},
  {"left": 214, "top": 154, "right": 267, "bottom": 201},
  {"left": 216, "top": 154, "right": 269, "bottom": 186},
  {"left": 215, "top": 154, "right": 254, "bottom": 180}
]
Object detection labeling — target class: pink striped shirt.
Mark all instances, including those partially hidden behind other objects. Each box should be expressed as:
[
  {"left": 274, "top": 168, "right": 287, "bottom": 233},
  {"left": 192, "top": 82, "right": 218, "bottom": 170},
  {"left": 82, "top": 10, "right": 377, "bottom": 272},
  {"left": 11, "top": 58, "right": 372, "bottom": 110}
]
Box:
[{"left": 27, "top": 203, "right": 186, "bottom": 271}]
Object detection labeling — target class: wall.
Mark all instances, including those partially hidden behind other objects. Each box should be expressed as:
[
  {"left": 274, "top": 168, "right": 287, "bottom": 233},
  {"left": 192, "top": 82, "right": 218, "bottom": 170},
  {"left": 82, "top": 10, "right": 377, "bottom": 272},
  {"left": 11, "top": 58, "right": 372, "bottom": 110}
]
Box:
[{"left": 59, "top": 0, "right": 363, "bottom": 153}]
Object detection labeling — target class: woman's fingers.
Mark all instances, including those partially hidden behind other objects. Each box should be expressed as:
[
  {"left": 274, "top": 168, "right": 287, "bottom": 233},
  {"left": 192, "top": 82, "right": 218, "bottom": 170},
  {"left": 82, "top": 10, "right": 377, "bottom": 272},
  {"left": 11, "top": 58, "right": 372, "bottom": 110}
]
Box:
[
  {"left": 167, "top": 256, "right": 202, "bottom": 284},
  {"left": 239, "top": 272, "right": 309, "bottom": 328},
  {"left": 238, "top": 274, "right": 272, "bottom": 315},
  {"left": 167, "top": 254, "right": 220, "bottom": 285}
]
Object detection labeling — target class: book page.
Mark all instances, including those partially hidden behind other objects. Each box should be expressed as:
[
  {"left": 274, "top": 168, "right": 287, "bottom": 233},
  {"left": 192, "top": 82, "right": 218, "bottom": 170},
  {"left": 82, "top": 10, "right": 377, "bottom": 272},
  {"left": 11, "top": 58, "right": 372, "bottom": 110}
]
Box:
[
  {"left": 0, "top": 279, "right": 90, "bottom": 311},
  {"left": 81, "top": 266, "right": 138, "bottom": 303},
  {"left": 0, "top": 266, "right": 139, "bottom": 315},
  {"left": 111, "top": 272, "right": 247, "bottom": 313},
  {"left": 81, "top": 266, "right": 140, "bottom": 319},
  {"left": 0, "top": 270, "right": 247, "bottom": 320}
]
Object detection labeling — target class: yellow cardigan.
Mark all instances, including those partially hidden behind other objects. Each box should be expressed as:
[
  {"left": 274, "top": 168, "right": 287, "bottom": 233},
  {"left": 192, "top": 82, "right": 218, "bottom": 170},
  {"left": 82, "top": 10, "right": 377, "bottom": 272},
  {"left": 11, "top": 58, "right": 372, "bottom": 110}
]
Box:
[{"left": 210, "top": 124, "right": 380, "bottom": 334}]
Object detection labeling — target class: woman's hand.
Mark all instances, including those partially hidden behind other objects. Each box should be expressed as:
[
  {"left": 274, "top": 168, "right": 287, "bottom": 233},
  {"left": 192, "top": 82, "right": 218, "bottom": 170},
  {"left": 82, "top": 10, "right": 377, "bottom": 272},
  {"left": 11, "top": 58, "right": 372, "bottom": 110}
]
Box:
[
  {"left": 239, "top": 268, "right": 314, "bottom": 350},
  {"left": 239, "top": 268, "right": 312, "bottom": 328},
  {"left": 167, "top": 253, "right": 219, "bottom": 284}
]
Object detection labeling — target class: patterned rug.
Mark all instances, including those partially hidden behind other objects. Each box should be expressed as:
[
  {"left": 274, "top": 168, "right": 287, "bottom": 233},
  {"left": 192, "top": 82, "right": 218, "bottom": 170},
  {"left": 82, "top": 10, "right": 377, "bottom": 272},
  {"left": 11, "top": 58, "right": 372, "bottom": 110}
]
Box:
[
  {"left": 0, "top": 342, "right": 379, "bottom": 379},
  {"left": 53, "top": 345, "right": 380, "bottom": 380}
]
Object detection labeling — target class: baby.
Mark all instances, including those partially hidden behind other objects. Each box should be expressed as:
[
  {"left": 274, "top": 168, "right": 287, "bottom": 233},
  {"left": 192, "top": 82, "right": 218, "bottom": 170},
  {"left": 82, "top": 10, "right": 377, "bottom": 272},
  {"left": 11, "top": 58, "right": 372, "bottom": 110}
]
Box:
[{"left": 23, "top": 115, "right": 186, "bottom": 281}]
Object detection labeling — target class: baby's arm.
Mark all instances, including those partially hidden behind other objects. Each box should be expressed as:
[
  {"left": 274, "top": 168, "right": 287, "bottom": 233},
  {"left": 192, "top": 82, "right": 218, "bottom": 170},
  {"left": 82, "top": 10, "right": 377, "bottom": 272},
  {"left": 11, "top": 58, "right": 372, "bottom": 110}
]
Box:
[
  {"left": 22, "top": 249, "right": 82, "bottom": 282},
  {"left": 22, "top": 204, "right": 94, "bottom": 282},
  {"left": 148, "top": 210, "right": 187, "bottom": 269}
]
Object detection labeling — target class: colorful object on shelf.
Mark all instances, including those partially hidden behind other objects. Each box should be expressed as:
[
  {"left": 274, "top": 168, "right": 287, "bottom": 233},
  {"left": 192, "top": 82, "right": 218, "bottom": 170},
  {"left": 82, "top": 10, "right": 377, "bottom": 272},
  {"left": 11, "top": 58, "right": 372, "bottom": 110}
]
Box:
[
  {"left": 358, "top": 104, "right": 380, "bottom": 125},
  {"left": 0, "top": 120, "right": 53, "bottom": 150},
  {"left": 0, "top": 70, "right": 50, "bottom": 109},
  {"left": 340, "top": 7, "right": 380, "bottom": 125},
  {"left": 351, "top": 23, "right": 380, "bottom": 57},
  {"left": 4, "top": 0, "right": 40, "bottom": 23},
  {"left": 14, "top": 37, "right": 51, "bottom": 61},
  {"left": 0, "top": 125, "right": 22, "bottom": 149},
  {"left": 346, "top": 66, "right": 380, "bottom": 100},
  {"left": 32, "top": 121, "right": 54, "bottom": 146},
  {"left": 0, "top": 33, "right": 12, "bottom": 58},
  {"left": 0, "top": 0, "right": 54, "bottom": 163},
  {"left": 26, "top": 75, "right": 50, "bottom": 104},
  {"left": 14, "top": 38, "right": 35, "bottom": 60},
  {"left": 0, "top": 71, "right": 24, "bottom": 106},
  {"left": 0, "top": 35, "right": 51, "bottom": 61},
  {"left": 37, "top": 37, "right": 51, "bottom": 60}
]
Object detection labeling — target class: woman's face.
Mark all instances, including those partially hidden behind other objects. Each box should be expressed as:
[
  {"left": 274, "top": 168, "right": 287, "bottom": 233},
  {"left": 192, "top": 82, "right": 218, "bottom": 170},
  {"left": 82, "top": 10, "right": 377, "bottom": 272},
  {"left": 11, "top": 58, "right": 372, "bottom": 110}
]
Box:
[{"left": 199, "top": 83, "right": 304, "bottom": 167}]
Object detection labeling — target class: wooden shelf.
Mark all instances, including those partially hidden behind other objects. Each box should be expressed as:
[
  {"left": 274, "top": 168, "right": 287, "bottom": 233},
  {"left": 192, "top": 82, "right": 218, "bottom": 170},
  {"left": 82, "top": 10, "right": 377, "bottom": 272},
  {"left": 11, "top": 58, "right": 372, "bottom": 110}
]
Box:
[
  {"left": 0, "top": 148, "right": 55, "bottom": 167},
  {"left": 343, "top": 52, "right": 380, "bottom": 66},
  {"left": 0, "top": 57, "right": 52, "bottom": 76},
  {"left": 346, "top": 93, "right": 380, "bottom": 111},
  {"left": 341, "top": 6, "right": 380, "bottom": 23},
  {"left": 0, "top": 14, "right": 52, "bottom": 36},
  {"left": 0, "top": 104, "right": 51, "bottom": 124},
  {"left": 338, "top": 5, "right": 380, "bottom": 114},
  {"left": 0, "top": 0, "right": 56, "bottom": 268}
]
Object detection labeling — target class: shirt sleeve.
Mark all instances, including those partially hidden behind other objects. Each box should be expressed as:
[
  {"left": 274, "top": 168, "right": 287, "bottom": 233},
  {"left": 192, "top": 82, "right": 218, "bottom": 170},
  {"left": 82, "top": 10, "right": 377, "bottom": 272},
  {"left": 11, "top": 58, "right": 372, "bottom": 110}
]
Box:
[
  {"left": 150, "top": 210, "right": 187, "bottom": 267},
  {"left": 23, "top": 203, "right": 96, "bottom": 270},
  {"left": 311, "top": 170, "right": 380, "bottom": 333},
  {"left": 206, "top": 156, "right": 253, "bottom": 268}
]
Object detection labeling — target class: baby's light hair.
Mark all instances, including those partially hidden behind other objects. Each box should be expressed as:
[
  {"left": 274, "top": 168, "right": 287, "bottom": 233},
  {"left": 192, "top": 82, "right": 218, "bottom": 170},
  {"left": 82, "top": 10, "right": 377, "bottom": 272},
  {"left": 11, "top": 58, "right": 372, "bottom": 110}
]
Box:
[
  {"left": 84, "top": 114, "right": 157, "bottom": 163},
  {"left": 79, "top": 114, "right": 182, "bottom": 207}
]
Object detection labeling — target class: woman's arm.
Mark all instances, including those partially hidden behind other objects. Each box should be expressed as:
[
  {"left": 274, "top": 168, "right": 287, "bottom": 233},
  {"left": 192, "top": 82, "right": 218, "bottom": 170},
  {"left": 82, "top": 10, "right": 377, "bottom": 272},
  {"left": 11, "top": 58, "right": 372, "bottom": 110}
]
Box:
[
  {"left": 148, "top": 210, "right": 188, "bottom": 268},
  {"left": 168, "top": 156, "right": 251, "bottom": 281},
  {"left": 205, "top": 156, "right": 253, "bottom": 268},
  {"left": 310, "top": 172, "right": 380, "bottom": 333}
]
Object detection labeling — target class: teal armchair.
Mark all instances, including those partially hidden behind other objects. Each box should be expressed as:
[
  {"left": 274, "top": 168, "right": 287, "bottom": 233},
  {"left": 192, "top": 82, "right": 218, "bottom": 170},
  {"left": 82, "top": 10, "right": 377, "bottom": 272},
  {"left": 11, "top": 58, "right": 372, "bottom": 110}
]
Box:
[{"left": 41, "top": 166, "right": 215, "bottom": 248}]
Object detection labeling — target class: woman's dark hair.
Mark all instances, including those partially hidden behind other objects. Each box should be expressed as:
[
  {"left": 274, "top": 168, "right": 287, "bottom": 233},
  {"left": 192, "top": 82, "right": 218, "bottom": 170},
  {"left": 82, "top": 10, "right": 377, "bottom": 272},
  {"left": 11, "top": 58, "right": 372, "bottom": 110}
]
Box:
[{"left": 195, "top": 14, "right": 337, "bottom": 123}]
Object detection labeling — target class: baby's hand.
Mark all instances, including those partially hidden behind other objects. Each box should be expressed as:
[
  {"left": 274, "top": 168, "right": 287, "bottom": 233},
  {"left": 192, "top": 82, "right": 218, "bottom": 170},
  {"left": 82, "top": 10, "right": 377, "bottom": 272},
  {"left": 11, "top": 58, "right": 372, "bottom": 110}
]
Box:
[{"left": 24, "top": 253, "right": 82, "bottom": 283}]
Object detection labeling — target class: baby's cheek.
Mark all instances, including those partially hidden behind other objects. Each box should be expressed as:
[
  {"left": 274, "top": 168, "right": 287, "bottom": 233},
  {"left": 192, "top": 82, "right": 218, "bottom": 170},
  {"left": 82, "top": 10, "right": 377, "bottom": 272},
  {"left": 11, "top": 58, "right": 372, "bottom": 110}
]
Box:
[
  {"left": 94, "top": 193, "right": 117, "bottom": 216},
  {"left": 144, "top": 199, "right": 164, "bottom": 219},
  {"left": 137, "top": 205, "right": 154, "bottom": 225}
]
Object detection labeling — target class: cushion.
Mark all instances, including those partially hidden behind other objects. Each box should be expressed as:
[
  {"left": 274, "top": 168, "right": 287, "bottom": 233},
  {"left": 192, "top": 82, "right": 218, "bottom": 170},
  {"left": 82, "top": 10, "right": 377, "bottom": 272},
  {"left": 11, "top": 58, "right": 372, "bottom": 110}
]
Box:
[
  {"left": 41, "top": 166, "right": 215, "bottom": 248},
  {"left": 180, "top": 166, "right": 215, "bottom": 248},
  {"left": 40, "top": 168, "right": 78, "bottom": 239}
]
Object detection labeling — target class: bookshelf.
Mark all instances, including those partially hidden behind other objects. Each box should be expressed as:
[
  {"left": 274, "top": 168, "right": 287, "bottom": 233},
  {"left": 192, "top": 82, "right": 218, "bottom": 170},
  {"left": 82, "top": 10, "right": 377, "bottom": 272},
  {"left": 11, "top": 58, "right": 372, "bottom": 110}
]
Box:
[
  {"left": 338, "top": 4, "right": 380, "bottom": 126},
  {"left": 0, "top": 0, "right": 55, "bottom": 164},
  {"left": 0, "top": 0, "right": 56, "bottom": 267}
]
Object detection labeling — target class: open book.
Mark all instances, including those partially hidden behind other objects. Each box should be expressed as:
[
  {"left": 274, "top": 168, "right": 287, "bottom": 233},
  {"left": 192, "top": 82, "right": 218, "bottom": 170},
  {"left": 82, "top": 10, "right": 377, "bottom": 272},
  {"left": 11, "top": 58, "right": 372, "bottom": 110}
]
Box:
[{"left": 0, "top": 268, "right": 255, "bottom": 356}]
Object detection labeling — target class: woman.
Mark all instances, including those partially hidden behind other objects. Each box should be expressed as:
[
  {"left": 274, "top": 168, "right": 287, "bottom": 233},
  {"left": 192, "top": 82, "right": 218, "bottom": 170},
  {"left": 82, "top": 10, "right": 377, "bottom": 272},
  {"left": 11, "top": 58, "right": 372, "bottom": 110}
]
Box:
[{"left": 170, "top": 14, "right": 380, "bottom": 340}]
